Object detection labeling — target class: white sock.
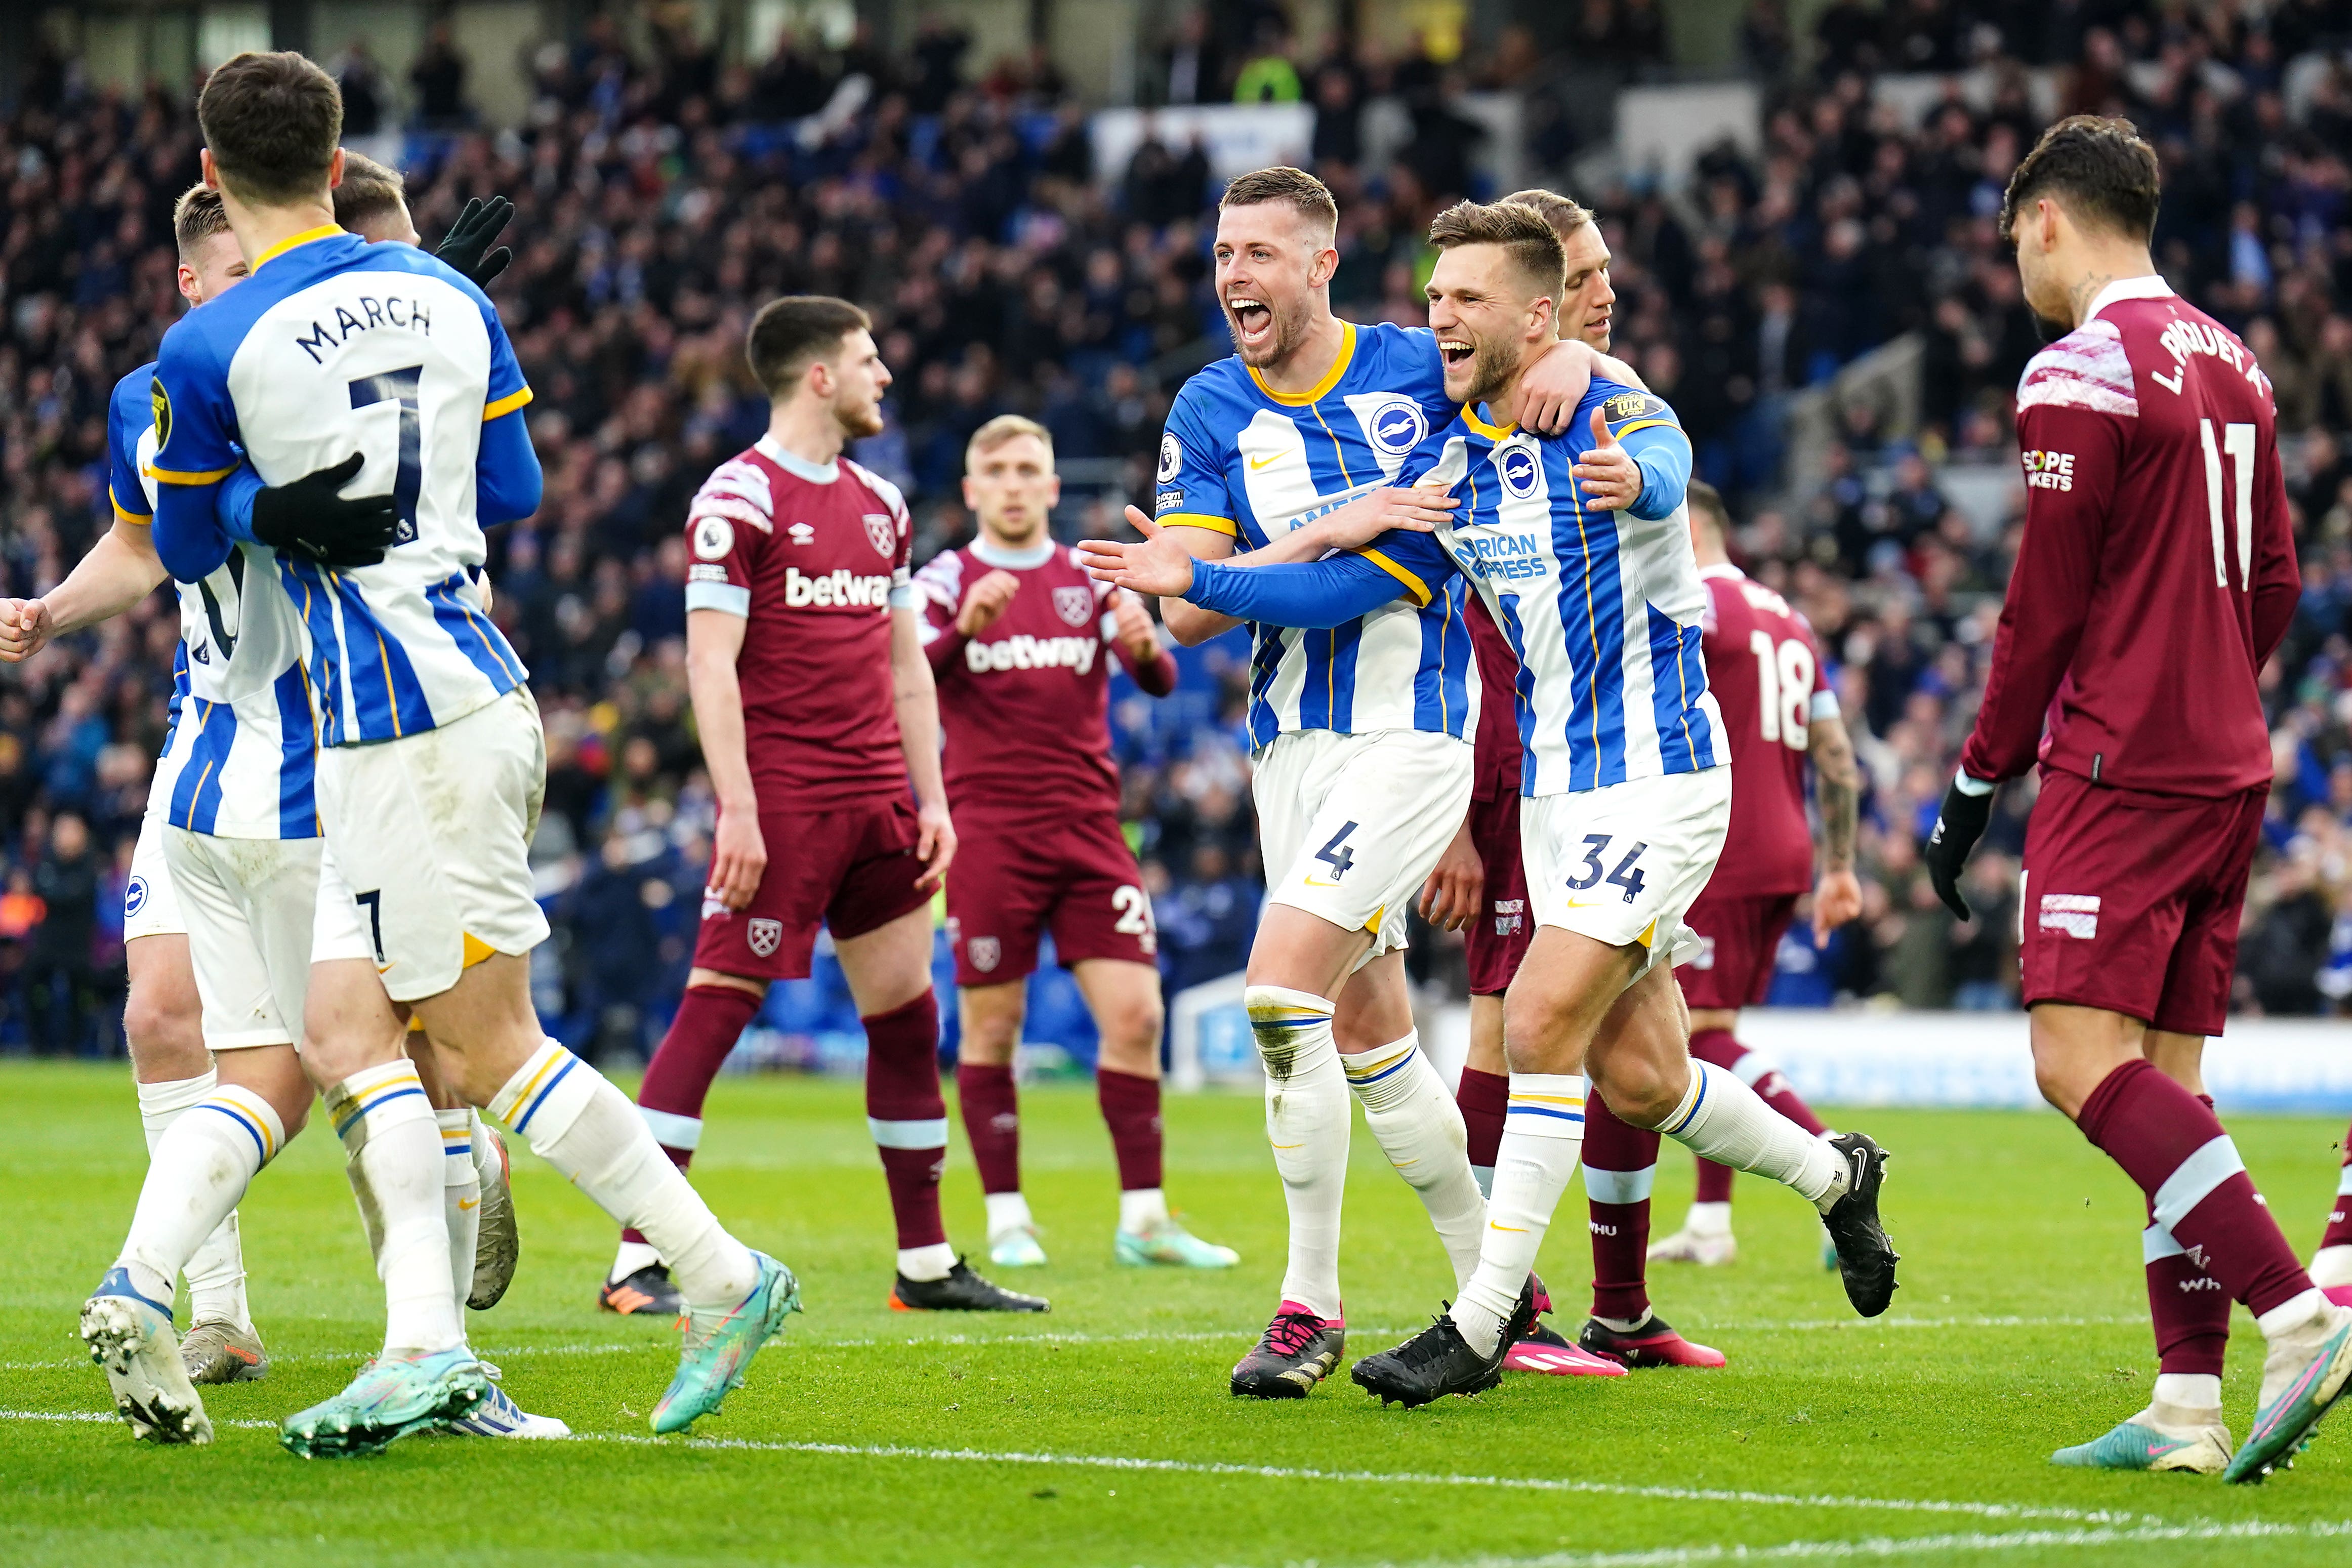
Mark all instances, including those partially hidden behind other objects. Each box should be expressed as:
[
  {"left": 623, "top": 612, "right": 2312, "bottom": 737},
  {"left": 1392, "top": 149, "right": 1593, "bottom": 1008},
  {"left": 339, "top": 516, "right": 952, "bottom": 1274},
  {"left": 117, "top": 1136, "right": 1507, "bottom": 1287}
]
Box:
[
  {"left": 1455, "top": 1073, "right": 1587, "bottom": 1356},
  {"left": 1247, "top": 985, "right": 1348, "bottom": 1321},
  {"left": 1344, "top": 1031, "right": 1487, "bottom": 1291},
  {"left": 2153, "top": 1371, "right": 2223, "bottom": 1418},
  {"left": 1684, "top": 1200, "right": 1732, "bottom": 1237},
  {"left": 1119, "top": 1186, "right": 1169, "bottom": 1233},
  {"left": 985, "top": 1189, "right": 1034, "bottom": 1239},
  {"left": 489, "top": 1040, "right": 756, "bottom": 1312},
  {"left": 470, "top": 1116, "right": 506, "bottom": 1192},
  {"left": 2255, "top": 1287, "right": 2330, "bottom": 1341},
  {"left": 1655, "top": 1060, "right": 1848, "bottom": 1211},
  {"left": 2315, "top": 1245, "right": 2352, "bottom": 1289},
  {"left": 610, "top": 1240, "right": 663, "bottom": 1281},
  {"left": 136, "top": 1070, "right": 251, "bottom": 1330},
  {"left": 898, "top": 1243, "right": 956, "bottom": 1281},
  {"left": 116, "top": 1084, "right": 285, "bottom": 1314},
  {"left": 438, "top": 1109, "right": 482, "bottom": 1311},
  {"left": 327, "top": 1060, "right": 462, "bottom": 1356}
]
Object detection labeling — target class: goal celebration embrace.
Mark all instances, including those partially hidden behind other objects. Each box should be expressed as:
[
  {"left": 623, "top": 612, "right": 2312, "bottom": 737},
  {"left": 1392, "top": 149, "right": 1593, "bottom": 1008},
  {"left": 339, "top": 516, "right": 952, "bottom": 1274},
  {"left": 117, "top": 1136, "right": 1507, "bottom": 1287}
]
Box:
[{"left": 5, "top": 19, "right": 2352, "bottom": 1568}]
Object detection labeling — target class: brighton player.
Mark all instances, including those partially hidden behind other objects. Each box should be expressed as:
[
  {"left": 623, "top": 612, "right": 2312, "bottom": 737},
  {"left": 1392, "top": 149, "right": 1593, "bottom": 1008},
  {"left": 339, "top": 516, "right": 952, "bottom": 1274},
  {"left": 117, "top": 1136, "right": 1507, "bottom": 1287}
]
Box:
[
  {"left": 142, "top": 52, "right": 791, "bottom": 1452},
  {"left": 1147, "top": 167, "right": 1601, "bottom": 1396},
  {"left": 599, "top": 296, "right": 1042, "bottom": 1318},
  {"left": 1923, "top": 116, "right": 2350, "bottom": 1482},
  {"left": 1086, "top": 199, "right": 1900, "bottom": 1408},
  {"left": 914, "top": 416, "right": 1235, "bottom": 1270},
  {"left": 9, "top": 184, "right": 537, "bottom": 1435},
  {"left": 1639, "top": 480, "right": 1856, "bottom": 1280}
]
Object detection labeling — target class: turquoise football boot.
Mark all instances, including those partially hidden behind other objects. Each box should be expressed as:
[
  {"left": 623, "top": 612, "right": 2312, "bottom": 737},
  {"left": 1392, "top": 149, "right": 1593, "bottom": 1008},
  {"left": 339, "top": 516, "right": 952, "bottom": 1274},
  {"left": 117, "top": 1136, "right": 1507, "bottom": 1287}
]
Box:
[
  {"left": 280, "top": 1348, "right": 490, "bottom": 1458},
  {"left": 989, "top": 1223, "right": 1049, "bottom": 1269},
  {"left": 2225, "top": 1303, "right": 2352, "bottom": 1483},
  {"left": 2051, "top": 1411, "right": 2231, "bottom": 1474},
  {"left": 1116, "top": 1215, "right": 1239, "bottom": 1268},
  {"left": 651, "top": 1250, "right": 800, "bottom": 1435}
]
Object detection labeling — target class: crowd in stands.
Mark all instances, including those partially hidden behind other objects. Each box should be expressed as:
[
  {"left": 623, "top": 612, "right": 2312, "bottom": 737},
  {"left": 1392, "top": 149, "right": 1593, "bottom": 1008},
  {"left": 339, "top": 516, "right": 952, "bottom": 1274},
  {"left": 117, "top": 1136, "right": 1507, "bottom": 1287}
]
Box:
[{"left": 4, "top": 1, "right": 2352, "bottom": 1058}]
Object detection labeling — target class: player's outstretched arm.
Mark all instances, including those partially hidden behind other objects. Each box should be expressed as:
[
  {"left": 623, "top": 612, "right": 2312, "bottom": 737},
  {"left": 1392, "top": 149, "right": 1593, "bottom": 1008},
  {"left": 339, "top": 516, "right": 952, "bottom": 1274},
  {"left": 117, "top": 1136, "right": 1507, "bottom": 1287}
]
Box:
[
  {"left": 1573, "top": 409, "right": 1691, "bottom": 518},
  {"left": 1806, "top": 707, "right": 1864, "bottom": 941},
  {"left": 1147, "top": 513, "right": 1244, "bottom": 647},
  {"left": 1107, "top": 589, "right": 1179, "bottom": 695},
  {"left": 477, "top": 407, "right": 544, "bottom": 525},
  {"left": 889, "top": 605, "right": 956, "bottom": 889},
  {"left": 0, "top": 516, "right": 170, "bottom": 660},
  {"left": 686, "top": 607, "right": 766, "bottom": 911}
]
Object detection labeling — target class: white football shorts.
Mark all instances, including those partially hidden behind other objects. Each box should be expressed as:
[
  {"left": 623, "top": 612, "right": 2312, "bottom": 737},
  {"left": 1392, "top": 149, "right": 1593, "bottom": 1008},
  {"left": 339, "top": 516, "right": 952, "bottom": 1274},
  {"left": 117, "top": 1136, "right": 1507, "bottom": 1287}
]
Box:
[
  {"left": 1522, "top": 765, "right": 1731, "bottom": 977},
  {"left": 160, "top": 829, "right": 321, "bottom": 1051},
  {"left": 315, "top": 685, "right": 550, "bottom": 1004},
  {"left": 122, "top": 806, "right": 186, "bottom": 942},
  {"left": 1253, "top": 727, "right": 1474, "bottom": 963},
  {"left": 310, "top": 840, "right": 375, "bottom": 965}
]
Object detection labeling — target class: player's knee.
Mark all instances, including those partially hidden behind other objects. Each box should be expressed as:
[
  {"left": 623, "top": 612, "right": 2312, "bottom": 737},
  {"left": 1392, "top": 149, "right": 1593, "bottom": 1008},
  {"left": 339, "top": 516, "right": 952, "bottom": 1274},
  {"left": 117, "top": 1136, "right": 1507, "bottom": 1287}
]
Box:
[
  {"left": 1589, "top": 1054, "right": 1676, "bottom": 1128},
  {"left": 122, "top": 985, "right": 204, "bottom": 1076},
  {"left": 1097, "top": 996, "right": 1165, "bottom": 1066}
]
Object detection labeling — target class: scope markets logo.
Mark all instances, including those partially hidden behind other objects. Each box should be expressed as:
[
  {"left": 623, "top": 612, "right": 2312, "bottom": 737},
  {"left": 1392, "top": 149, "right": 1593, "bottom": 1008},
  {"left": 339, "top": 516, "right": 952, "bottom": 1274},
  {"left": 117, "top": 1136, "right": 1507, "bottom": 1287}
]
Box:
[{"left": 1498, "top": 443, "right": 1541, "bottom": 499}]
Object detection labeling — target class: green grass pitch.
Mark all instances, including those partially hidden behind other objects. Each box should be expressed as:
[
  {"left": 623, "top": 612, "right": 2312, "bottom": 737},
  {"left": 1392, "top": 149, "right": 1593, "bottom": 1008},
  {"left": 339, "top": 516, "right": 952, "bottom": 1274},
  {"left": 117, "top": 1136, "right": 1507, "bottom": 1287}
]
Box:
[{"left": 2, "top": 1060, "right": 2348, "bottom": 1567}]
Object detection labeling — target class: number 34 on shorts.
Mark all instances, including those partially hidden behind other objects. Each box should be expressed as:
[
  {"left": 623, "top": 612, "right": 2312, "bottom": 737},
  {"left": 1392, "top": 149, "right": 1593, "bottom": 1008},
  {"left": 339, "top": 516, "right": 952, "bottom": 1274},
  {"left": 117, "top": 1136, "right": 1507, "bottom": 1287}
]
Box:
[
  {"left": 1522, "top": 769, "right": 1731, "bottom": 954},
  {"left": 1563, "top": 834, "right": 1648, "bottom": 903}
]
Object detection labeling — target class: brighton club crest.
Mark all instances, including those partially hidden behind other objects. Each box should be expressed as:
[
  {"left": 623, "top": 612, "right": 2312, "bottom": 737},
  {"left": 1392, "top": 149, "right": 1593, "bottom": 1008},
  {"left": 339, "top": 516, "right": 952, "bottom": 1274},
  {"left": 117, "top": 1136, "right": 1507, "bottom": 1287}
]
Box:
[
  {"left": 1053, "top": 586, "right": 1092, "bottom": 627},
  {"left": 967, "top": 936, "right": 1001, "bottom": 972},
  {"left": 747, "top": 918, "right": 783, "bottom": 958},
  {"left": 863, "top": 513, "right": 895, "bottom": 557}
]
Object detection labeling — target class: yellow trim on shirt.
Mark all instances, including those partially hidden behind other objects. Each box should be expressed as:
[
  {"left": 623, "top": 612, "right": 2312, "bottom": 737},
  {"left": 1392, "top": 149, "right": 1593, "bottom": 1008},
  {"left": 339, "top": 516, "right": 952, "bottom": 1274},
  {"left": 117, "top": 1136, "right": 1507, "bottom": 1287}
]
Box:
[
  {"left": 111, "top": 484, "right": 153, "bottom": 524},
  {"left": 1461, "top": 403, "right": 1515, "bottom": 440},
  {"left": 1159, "top": 513, "right": 1239, "bottom": 537},
  {"left": 1610, "top": 419, "right": 1679, "bottom": 441},
  {"left": 483, "top": 387, "right": 533, "bottom": 422},
  {"left": 146, "top": 463, "right": 237, "bottom": 486},
  {"left": 1248, "top": 320, "right": 1355, "bottom": 406},
  {"left": 253, "top": 223, "right": 345, "bottom": 270},
  {"left": 1354, "top": 547, "right": 1431, "bottom": 607}
]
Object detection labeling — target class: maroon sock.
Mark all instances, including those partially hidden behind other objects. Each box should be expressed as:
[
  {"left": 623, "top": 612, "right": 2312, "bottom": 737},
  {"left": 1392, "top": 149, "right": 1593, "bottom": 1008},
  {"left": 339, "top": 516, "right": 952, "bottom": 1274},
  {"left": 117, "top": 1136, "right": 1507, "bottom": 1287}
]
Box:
[
  {"left": 955, "top": 1061, "right": 1021, "bottom": 1195},
  {"left": 621, "top": 984, "right": 762, "bottom": 1247},
  {"left": 1097, "top": 1067, "right": 1165, "bottom": 1192},
  {"left": 1457, "top": 1066, "right": 1508, "bottom": 1176},
  {"left": 2326, "top": 1118, "right": 2352, "bottom": 1252},
  {"left": 865, "top": 992, "right": 948, "bottom": 1251},
  {"left": 2078, "top": 1059, "right": 2311, "bottom": 1318},
  {"left": 2144, "top": 1094, "right": 2230, "bottom": 1376},
  {"left": 1584, "top": 1091, "right": 1661, "bottom": 1323}
]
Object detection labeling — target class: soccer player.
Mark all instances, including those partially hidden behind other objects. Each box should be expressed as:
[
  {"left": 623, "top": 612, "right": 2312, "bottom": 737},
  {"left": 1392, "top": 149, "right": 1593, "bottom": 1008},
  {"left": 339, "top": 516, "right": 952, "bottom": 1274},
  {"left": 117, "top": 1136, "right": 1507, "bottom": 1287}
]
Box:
[
  {"left": 1147, "top": 166, "right": 1601, "bottom": 1397},
  {"left": 600, "top": 296, "right": 1043, "bottom": 1319},
  {"left": 913, "top": 416, "right": 1235, "bottom": 1270},
  {"left": 1922, "top": 116, "right": 2350, "bottom": 1482},
  {"left": 139, "top": 52, "right": 791, "bottom": 1453},
  {"left": 1085, "top": 198, "right": 1900, "bottom": 1409},
  {"left": 2320, "top": 1135, "right": 2352, "bottom": 1302},
  {"left": 1640, "top": 481, "right": 1856, "bottom": 1274}
]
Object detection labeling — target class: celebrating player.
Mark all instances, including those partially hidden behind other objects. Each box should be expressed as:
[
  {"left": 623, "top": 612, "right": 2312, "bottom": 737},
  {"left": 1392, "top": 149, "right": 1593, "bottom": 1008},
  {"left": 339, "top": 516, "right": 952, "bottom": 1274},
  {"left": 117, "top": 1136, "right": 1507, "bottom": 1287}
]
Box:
[
  {"left": 1922, "top": 116, "right": 2350, "bottom": 1482},
  {"left": 913, "top": 416, "right": 1235, "bottom": 1270},
  {"left": 1086, "top": 198, "right": 1901, "bottom": 1409},
  {"left": 1145, "top": 167, "right": 1602, "bottom": 1397},
  {"left": 601, "top": 296, "right": 1043, "bottom": 1319},
  {"left": 137, "top": 51, "right": 791, "bottom": 1453}
]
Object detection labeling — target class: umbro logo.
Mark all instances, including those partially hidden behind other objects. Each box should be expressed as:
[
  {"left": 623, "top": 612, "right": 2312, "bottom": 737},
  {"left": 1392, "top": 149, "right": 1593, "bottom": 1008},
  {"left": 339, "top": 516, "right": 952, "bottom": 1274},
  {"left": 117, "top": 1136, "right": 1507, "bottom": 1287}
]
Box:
[{"left": 788, "top": 522, "right": 815, "bottom": 545}]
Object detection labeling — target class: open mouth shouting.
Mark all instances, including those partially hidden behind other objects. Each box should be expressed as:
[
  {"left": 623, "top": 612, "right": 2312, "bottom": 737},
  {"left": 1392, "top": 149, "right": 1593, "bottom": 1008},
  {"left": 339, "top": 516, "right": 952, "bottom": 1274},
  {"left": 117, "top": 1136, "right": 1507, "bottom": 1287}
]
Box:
[
  {"left": 1226, "top": 293, "right": 1274, "bottom": 350},
  {"left": 1438, "top": 335, "right": 1476, "bottom": 369}
]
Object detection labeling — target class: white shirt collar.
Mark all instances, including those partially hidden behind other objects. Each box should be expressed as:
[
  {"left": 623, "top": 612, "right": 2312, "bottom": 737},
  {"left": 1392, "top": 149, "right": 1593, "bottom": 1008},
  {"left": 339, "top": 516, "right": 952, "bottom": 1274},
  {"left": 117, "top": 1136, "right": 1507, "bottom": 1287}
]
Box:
[
  {"left": 970, "top": 534, "right": 1057, "bottom": 570},
  {"left": 1698, "top": 562, "right": 1745, "bottom": 582},
  {"left": 2084, "top": 273, "right": 2173, "bottom": 323},
  {"left": 757, "top": 434, "right": 839, "bottom": 484}
]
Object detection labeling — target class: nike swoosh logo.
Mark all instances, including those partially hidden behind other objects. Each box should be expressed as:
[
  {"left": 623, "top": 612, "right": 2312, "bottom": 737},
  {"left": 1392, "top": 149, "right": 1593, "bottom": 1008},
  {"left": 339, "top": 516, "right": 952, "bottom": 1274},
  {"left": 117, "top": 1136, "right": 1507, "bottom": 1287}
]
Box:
[
  {"left": 1248, "top": 453, "right": 1283, "bottom": 470},
  {"left": 458, "top": 1198, "right": 480, "bottom": 1210}
]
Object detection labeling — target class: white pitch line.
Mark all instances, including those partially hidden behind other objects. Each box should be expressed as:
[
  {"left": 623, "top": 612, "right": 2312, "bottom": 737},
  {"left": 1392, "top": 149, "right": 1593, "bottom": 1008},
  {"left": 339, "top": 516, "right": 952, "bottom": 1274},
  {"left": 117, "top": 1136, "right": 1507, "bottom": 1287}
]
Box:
[
  {"left": 0, "top": 1407, "right": 2166, "bottom": 1529},
  {"left": 0, "top": 1313, "right": 2147, "bottom": 1375},
  {"left": 1373, "top": 1517, "right": 2352, "bottom": 1567}
]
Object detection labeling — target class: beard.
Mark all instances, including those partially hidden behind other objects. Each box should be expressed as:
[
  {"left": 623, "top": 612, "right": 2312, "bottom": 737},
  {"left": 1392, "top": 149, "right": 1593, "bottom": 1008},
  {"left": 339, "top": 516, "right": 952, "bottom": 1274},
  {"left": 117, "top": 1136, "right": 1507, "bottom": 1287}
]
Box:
[
  {"left": 1457, "top": 334, "right": 1520, "bottom": 409},
  {"left": 1230, "top": 295, "right": 1311, "bottom": 368},
  {"left": 836, "top": 390, "right": 887, "bottom": 439}
]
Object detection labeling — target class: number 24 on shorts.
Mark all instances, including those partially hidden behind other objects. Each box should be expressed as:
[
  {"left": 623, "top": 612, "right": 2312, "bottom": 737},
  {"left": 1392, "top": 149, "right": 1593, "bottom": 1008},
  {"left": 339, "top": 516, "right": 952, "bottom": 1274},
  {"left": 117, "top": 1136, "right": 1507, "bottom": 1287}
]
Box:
[{"left": 1564, "top": 834, "right": 1647, "bottom": 903}]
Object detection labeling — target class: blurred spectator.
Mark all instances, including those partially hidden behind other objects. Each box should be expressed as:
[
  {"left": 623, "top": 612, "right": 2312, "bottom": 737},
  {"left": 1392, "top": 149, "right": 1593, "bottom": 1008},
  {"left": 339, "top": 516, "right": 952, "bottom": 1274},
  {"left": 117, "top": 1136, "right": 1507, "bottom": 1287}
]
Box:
[{"left": 26, "top": 813, "right": 96, "bottom": 1054}]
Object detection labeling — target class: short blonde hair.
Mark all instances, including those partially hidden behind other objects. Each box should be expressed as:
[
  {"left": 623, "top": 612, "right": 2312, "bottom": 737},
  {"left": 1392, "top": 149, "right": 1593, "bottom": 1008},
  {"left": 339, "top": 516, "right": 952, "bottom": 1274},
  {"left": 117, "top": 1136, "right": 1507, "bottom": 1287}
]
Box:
[
  {"left": 966, "top": 414, "right": 1053, "bottom": 469},
  {"left": 1500, "top": 188, "right": 1594, "bottom": 242},
  {"left": 1428, "top": 199, "right": 1567, "bottom": 301},
  {"left": 333, "top": 150, "right": 408, "bottom": 232},
  {"left": 171, "top": 184, "right": 230, "bottom": 258},
  {"left": 1219, "top": 166, "right": 1339, "bottom": 244}
]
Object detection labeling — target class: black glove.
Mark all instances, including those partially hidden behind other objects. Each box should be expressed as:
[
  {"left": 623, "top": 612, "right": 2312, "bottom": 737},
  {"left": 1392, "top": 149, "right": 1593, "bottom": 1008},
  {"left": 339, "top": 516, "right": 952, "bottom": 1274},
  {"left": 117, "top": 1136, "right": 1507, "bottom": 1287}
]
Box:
[
  {"left": 434, "top": 194, "right": 515, "bottom": 289},
  {"left": 1922, "top": 778, "right": 1994, "bottom": 921},
  {"left": 250, "top": 453, "right": 400, "bottom": 569}
]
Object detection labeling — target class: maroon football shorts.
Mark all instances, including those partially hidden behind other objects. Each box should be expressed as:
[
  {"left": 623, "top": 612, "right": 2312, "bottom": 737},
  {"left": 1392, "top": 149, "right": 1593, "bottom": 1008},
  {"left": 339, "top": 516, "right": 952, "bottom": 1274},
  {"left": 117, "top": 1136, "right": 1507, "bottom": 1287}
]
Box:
[
  {"left": 1464, "top": 788, "right": 1532, "bottom": 997},
  {"left": 1679, "top": 890, "right": 1800, "bottom": 1009},
  {"left": 2019, "top": 771, "right": 2266, "bottom": 1038},
  {"left": 945, "top": 809, "right": 1156, "bottom": 986},
  {"left": 691, "top": 795, "right": 931, "bottom": 981}
]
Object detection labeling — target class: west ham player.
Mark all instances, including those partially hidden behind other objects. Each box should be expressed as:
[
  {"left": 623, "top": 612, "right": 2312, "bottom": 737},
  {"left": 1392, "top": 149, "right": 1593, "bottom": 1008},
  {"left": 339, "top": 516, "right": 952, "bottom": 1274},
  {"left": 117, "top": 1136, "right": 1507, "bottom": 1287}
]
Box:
[
  {"left": 601, "top": 297, "right": 1042, "bottom": 1318},
  {"left": 143, "top": 52, "right": 790, "bottom": 1452},
  {"left": 1148, "top": 167, "right": 1602, "bottom": 1397},
  {"left": 1924, "top": 116, "right": 2350, "bottom": 1482},
  {"left": 1087, "top": 199, "right": 1900, "bottom": 1408},
  {"left": 1640, "top": 482, "right": 1857, "bottom": 1273},
  {"left": 915, "top": 416, "right": 1236, "bottom": 1270}
]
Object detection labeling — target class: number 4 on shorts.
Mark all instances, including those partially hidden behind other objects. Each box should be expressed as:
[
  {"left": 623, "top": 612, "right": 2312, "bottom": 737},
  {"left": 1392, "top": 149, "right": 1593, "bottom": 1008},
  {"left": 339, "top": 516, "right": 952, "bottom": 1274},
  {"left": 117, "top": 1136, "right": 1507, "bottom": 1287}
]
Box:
[
  {"left": 1605, "top": 842, "right": 1647, "bottom": 904},
  {"left": 1314, "top": 821, "right": 1359, "bottom": 882}
]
